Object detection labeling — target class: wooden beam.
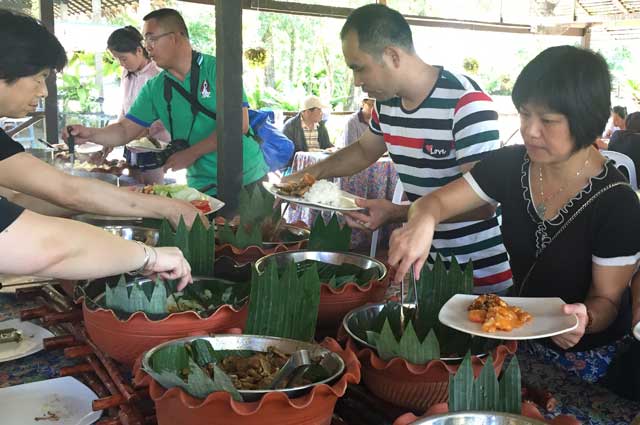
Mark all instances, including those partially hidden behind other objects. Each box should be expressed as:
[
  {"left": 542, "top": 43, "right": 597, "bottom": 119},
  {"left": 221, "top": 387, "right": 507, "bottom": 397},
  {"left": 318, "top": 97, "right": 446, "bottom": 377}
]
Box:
[
  {"left": 611, "top": 0, "right": 630, "bottom": 14},
  {"left": 216, "top": 0, "right": 243, "bottom": 217},
  {"left": 40, "top": 0, "right": 60, "bottom": 144},
  {"left": 236, "top": 0, "right": 585, "bottom": 36}
]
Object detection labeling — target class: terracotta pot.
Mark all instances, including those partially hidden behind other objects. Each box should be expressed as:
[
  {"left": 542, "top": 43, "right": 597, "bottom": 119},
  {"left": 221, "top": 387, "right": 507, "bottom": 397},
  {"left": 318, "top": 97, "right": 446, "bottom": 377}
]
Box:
[
  {"left": 393, "top": 402, "right": 580, "bottom": 425},
  {"left": 134, "top": 338, "right": 361, "bottom": 425},
  {"left": 318, "top": 276, "right": 389, "bottom": 329},
  {"left": 83, "top": 303, "right": 248, "bottom": 367},
  {"left": 214, "top": 220, "right": 310, "bottom": 265},
  {"left": 346, "top": 337, "right": 517, "bottom": 412}
]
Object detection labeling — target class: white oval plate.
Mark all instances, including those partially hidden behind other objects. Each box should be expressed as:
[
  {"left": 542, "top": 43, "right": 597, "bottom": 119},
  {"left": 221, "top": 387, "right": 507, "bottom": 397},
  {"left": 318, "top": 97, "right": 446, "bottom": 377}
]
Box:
[
  {"left": 0, "top": 319, "right": 54, "bottom": 362},
  {"left": 633, "top": 321, "right": 640, "bottom": 341},
  {"left": 0, "top": 376, "right": 101, "bottom": 425},
  {"left": 438, "top": 294, "right": 579, "bottom": 340},
  {"left": 263, "top": 181, "right": 364, "bottom": 212}
]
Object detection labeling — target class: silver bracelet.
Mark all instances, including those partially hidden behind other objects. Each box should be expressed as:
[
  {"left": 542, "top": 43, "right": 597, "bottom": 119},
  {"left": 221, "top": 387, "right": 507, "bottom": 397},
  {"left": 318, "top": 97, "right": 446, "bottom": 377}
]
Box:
[{"left": 131, "top": 241, "right": 151, "bottom": 275}]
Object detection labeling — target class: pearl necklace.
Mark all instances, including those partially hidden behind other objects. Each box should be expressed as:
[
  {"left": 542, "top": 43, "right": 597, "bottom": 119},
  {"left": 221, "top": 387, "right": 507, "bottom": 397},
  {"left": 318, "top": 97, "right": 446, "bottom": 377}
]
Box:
[{"left": 535, "top": 149, "right": 591, "bottom": 217}]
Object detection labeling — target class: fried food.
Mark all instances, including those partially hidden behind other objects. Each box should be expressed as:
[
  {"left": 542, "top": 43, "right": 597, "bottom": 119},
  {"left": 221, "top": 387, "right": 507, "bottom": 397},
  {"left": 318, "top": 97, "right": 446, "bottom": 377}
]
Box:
[
  {"left": 467, "top": 294, "right": 532, "bottom": 333},
  {"left": 274, "top": 173, "right": 316, "bottom": 197}
]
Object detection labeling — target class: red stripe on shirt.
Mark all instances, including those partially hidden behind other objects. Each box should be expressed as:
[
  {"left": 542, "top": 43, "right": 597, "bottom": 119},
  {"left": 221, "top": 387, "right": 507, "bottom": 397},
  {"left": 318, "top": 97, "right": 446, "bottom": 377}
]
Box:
[
  {"left": 455, "top": 92, "right": 492, "bottom": 114},
  {"left": 383, "top": 133, "right": 424, "bottom": 149},
  {"left": 473, "top": 269, "right": 513, "bottom": 286}
]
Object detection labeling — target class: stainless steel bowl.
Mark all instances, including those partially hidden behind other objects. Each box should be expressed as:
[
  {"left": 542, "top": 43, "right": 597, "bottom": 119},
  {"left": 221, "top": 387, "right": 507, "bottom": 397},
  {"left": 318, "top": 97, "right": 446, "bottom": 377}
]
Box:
[
  {"left": 263, "top": 224, "right": 310, "bottom": 247},
  {"left": 141, "top": 334, "right": 345, "bottom": 401},
  {"left": 254, "top": 250, "right": 387, "bottom": 281},
  {"left": 101, "top": 225, "right": 159, "bottom": 246},
  {"left": 409, "top": 412, "right": 547, "bottom": 425},
  {"left": 73, "top": 214, "right": 144, "bottom": 227},
  {"left": 342, "top": 302, "right": 491, "bottom": 362}
]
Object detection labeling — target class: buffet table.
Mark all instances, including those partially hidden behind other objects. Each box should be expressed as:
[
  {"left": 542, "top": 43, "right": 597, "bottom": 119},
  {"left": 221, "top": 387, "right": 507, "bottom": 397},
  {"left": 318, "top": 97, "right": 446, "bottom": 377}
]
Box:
[
  {"left": 1, "top": 290, "right": 639, "bottom": 425},
  {"left": 285, "top": 151, "right": 400, "bottom": 252}
]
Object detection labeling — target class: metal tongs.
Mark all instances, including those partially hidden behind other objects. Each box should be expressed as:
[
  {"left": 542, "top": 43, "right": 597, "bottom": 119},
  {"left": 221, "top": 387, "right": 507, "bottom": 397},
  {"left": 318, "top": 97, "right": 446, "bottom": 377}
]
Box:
[{"left": 269, "top": 349, "right": 312, "bottom": 390}]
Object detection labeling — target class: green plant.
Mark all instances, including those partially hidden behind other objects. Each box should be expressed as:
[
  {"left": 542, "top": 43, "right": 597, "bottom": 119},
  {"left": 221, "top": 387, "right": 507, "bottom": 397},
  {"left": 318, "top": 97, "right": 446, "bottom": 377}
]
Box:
[{"left": 463, "top": 57, "right": 479, "bottom": 74}]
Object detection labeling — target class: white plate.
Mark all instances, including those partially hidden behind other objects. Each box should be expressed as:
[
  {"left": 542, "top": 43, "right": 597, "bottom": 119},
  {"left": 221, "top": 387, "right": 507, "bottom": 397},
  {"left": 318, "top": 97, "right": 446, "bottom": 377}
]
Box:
[
  {"left": 192, "top": 194, "right": 225, "bottom": 216},
  {"left": 0, "top": 376, "right": 102, "bottom": 425},
  {"left": 438, "top": 294, "right": 579, "bottom": 340},
  {"left": 263, "top": 181, "right": 364, "bottom": 212},
  {"left": 633, "top": 321, "right": 640, "bottom": 341},
  {"left": 74, "top": 142, "right": 104, "bottom": 154},
  {"left": 0, "top": 319, "right": 55, "bottom": 362}
]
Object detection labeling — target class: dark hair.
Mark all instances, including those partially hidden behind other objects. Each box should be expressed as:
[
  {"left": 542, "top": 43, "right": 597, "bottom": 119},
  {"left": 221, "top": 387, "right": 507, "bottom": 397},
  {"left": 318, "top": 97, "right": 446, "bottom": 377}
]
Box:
[
  {"left": 143, "top": 8, "right": 189, "bottom": 38},
  {"left": 340, "top": 4, "right": 414, "bottom": 59},
  {"left": 0, "top": 9, "right": 66, "bottom": 83},
  {"left": 612, "top": 105, "right": 627, "bottom": 119},
  {"left": 512, "top": 45, "right": 611, "bottom": 151},
  {"left": 626, "top": 112, "right": 640, "bottom": 132},
  {"left": 107, "top": 26, "right": 149, "bottom": 58}
]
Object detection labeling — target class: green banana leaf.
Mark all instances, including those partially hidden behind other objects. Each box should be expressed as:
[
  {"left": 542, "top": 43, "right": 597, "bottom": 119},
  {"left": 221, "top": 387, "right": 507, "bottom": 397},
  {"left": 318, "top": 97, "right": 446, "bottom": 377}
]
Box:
[
  {"left": 245, "top": 259, "right": 321, "bottom": 342},
  {"left": 308, "top": 214, "right": 351, "bottom": 252}
]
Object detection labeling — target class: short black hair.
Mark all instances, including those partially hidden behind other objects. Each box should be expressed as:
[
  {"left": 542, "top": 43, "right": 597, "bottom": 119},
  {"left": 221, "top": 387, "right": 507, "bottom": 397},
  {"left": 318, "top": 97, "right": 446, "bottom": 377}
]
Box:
[
  {"left": 107, "top": 26, "right": 149, "bottom": 58},
  {"left": 626, "top": 112, "right": 640, "bottom": 132},
  {"left": 612, "top": 105, "right": 627, "bottom": 119},
  {"left": 0, "top": 9, "right": 67, "bottom": 83},
  {"left": 340, "top": 4, "right": 414, "bottom": 59},
  {"left": 143, "top": 8, "right": 189, "bottom": 38},
  {"left": 512, "top": 45, "right": 611, "bottom": 151}
]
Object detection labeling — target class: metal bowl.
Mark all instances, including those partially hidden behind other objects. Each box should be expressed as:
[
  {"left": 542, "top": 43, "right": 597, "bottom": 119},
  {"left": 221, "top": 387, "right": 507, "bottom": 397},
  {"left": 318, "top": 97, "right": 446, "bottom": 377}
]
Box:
[
  {"left": 101, "top": 225, "right": 159, "bottom": 246},
  {"left": 74, "top": 214, "right": 144, "bottom": 227},
  {"left": 263, "top": 224, "right": 310, "bottom": 247},
  {"left": 142, "top": 334, "right": 345, "bottom": 402},
  {"left": 343, "top": 302, "right": 493, "bottom": 362},
  {"left": 254, "top": 250, "right": 387, "bottom": 282},
  {"left": 409, "top": 412, "right": 547, "bottom": 425}
]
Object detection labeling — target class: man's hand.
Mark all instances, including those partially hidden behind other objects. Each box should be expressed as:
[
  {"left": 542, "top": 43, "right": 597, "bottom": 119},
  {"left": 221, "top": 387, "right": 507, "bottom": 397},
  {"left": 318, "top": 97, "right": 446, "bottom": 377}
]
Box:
[
  {"left": 164, "top": 149, "right": 199, "bottom": 172},
  {"left": 62, "top": 124, "right": 94, "bottom": 146},
  {"left": 343, "top": 198, "right": 401, "bottom": 231},
  {"left": 551, "top": 303, "right": 587, "bottom": 349}
]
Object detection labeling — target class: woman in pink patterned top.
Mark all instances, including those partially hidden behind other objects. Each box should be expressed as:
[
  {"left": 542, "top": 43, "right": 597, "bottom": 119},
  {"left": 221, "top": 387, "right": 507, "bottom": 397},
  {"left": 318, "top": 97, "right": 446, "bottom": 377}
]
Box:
[{"left": 107, "top": 26, "right": 169, "bottom": 184}]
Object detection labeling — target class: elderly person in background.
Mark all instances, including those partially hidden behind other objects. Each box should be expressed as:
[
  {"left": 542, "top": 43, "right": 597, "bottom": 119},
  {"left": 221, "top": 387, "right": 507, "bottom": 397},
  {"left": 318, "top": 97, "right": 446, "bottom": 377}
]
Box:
[
  {"left": 603, "top": 105, "right": 628, "bottom": 139},
  {"left": 107, "top": 25, "right": 170, "bottom": 185},
  {"left": 0, "top": 9, "right": 192, "bottom": 290},
  {"left": 342, "top": 96, "right": 374, "bottom": 147},
  {"left": 608, "top": 111, "right": 640, "bottom": 180},
  {"left": 389, "top": 45, "right": 640, "bottom": 385},
  {"left": 283, "top": 95, "right": 333, "bottom": 153}
]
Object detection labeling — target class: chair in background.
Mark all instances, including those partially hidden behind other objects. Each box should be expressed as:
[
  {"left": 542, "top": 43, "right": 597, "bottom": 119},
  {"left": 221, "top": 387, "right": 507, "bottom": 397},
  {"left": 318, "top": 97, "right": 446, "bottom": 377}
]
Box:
[
  {"left": 601, "top": 150, "right": 638, "bottom": 190},
  {"left": 370, "top": 180, "right": 406, "bottom": 258}
]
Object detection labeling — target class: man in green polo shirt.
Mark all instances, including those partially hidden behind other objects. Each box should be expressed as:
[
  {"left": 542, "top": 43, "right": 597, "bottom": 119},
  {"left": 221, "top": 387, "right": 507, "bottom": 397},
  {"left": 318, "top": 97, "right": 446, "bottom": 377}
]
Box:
[{"left": 64, "top": 8, "right": 268, "bottom": 195}]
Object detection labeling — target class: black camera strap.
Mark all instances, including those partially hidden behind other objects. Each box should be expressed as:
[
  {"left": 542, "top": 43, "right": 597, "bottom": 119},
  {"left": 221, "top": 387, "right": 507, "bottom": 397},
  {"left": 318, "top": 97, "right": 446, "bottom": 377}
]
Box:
[{"left": 163, "top": 50, "right": 217, "bottom": 141}]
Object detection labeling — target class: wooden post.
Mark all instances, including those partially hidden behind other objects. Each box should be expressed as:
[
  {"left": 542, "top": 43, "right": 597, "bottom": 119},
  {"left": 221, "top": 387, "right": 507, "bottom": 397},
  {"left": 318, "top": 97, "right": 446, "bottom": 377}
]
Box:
[
  {"left": 40, "top": 0, "right": 59, "bottom": 143},
  {"left": 216, "top": 0, "right": 243, "bottom": 217}
]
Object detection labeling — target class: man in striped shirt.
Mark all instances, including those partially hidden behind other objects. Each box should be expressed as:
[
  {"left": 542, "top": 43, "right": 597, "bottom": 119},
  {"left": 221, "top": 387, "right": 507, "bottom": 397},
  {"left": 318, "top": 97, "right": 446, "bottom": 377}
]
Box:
[{"left": 287, "top": 4, "right": 512, "bottom": 293}]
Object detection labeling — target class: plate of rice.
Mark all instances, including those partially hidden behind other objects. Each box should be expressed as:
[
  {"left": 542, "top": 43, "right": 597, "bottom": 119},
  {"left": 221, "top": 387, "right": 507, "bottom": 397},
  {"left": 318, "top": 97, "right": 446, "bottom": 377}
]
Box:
[{"left": 263, "top": 180, "right": 364, "bottom": 212}]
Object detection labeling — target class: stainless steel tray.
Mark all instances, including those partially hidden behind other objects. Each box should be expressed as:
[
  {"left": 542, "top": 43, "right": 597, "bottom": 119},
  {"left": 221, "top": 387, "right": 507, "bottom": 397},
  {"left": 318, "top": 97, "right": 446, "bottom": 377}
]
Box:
[
  {"left": 254, "top": 250, "right": 387, "bottom": 281},
  {"left": 410, "top": 412, "right": 547, "bottom": 425},
  {"left": 141, "top": 334, "right": 345, "bottom": 401}
]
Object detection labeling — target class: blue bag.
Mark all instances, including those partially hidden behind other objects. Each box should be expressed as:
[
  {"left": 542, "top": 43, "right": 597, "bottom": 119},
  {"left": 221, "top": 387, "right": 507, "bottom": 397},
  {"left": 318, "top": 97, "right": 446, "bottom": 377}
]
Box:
[{"left": 248, "top": 109, "right": 294, "bottom": 171}]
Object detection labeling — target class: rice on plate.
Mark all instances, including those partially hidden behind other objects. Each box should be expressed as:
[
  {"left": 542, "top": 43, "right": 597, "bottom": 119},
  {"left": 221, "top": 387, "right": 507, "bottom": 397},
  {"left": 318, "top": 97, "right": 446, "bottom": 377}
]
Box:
[{"left": 302, "top": 180, "right": 346, "bottom": 207}]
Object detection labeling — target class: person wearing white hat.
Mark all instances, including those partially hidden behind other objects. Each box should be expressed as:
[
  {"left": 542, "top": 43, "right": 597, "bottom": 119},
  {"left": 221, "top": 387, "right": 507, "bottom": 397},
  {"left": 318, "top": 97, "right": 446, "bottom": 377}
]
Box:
[{"left": 282, "top": 95, "right": 333, "bottom": 153}]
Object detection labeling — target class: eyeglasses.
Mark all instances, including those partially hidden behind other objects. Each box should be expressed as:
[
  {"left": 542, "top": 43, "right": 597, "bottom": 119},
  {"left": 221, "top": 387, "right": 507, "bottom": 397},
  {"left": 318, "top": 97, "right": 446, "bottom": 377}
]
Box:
[{"left": 143, "top": 32, "right": 174, "bottom": 48}]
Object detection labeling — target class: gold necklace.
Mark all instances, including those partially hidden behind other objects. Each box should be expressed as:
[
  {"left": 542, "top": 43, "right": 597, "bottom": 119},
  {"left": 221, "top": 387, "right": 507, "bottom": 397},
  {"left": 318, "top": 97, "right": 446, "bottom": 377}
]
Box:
[{"left": 535, "top": 149, "right": 591, "bottom": 217}]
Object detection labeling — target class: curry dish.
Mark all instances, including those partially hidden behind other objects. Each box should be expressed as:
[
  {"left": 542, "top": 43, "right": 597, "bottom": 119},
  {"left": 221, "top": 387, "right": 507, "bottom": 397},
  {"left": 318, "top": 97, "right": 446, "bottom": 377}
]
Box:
[{"left": 467, "top": 294, "right": 532, "bottom": 333}]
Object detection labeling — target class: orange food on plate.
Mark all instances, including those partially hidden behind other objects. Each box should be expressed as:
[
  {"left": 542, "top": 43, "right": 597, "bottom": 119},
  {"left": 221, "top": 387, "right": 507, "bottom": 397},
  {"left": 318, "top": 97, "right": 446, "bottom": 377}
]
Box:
[
  {"left": 467, "top": 294, "right": 532, "bottom": 333},
  {"left": 190, "top": 199, "right": 212, "bottom": 214}
]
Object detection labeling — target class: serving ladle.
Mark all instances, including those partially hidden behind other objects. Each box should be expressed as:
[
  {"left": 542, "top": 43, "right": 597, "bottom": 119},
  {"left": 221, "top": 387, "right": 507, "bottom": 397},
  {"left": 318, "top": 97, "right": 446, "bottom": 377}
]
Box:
[{"left": 269, "top": 349, "right": 312, "bottom": 390}]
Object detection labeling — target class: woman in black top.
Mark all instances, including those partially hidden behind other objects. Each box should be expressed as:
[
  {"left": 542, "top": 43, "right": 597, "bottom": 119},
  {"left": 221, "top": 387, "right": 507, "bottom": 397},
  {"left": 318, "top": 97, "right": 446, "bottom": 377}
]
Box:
[
  {"left": 389, "top": 46, "right": 640, "bottom": 383},
  {"left": 608, "top": 112, "right": 640, "bottom": 180},
  {"left": 0, "top": 10, "right": 192, "bottom": 289}
]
